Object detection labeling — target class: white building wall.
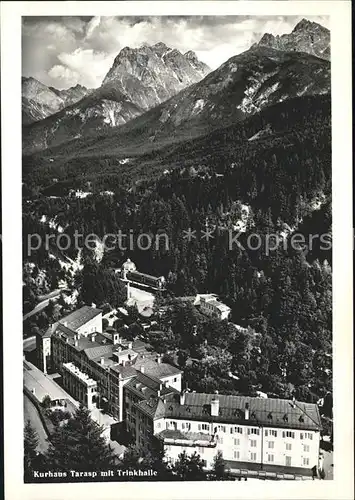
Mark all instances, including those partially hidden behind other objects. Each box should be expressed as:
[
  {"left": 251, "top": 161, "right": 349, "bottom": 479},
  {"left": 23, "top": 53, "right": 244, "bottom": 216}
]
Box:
[
  {"left": 42, "top": 337, "right": 51, "bottom": 374},
  {"left": 161, "top": 374, "right": 182, "bottom": 392},
  {"left": 156, "top": 419, "right": 320, "bottom": 471},
  {"left": 76, "top": 313, "right": 103, "bottom": 336},
  {"left": 200, "top": 298, "right": 230, "bottom": 321}
]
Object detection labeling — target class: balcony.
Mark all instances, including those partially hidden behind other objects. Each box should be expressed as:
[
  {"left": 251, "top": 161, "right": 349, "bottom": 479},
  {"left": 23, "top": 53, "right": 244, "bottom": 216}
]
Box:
[{"left": 156, "top": 429, "right": 217, "bottom": 448}]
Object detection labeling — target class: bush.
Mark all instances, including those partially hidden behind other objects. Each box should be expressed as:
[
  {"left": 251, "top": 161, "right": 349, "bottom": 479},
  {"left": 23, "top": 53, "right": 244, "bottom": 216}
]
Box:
[{"left": 42, "top": 395, "right": 52, "bottom": 409}]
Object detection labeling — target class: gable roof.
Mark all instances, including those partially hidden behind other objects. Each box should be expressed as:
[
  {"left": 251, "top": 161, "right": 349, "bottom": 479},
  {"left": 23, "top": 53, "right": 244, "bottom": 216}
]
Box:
[{"left": 59, "top": 306, "right": 102, "bottom": 332}]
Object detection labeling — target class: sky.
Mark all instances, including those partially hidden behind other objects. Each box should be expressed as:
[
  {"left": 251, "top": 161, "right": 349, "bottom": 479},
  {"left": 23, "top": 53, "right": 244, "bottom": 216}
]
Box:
[{"left": 22, "top": 15, "right": 330, "bottom": 90}]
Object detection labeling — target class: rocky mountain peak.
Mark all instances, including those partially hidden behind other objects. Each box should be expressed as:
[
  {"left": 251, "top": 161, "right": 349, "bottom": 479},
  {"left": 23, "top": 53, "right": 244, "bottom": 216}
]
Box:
[
  {"left": 258, "top": 33, "right": 276, "bottom": 45},
  {"left": 102, "top": 42, "right": 210, "bottom": 107},
  {"left": 257, "top": 19, "right": 330, "bottom": 60},
  {"left": 152, "top": 42, "right": 169, "bottom": 54},
  {"left": 293, "top": 18, "right": 317, "bottom": 33},
  {"left": 185, "top": 50, "right": 198, "bottom": 61}
]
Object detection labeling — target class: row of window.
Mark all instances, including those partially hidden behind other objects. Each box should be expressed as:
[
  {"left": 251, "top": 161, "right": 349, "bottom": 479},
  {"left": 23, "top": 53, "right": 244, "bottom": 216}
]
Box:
[
  {"left": 158, "top": 418, "right": 315, "bottom": 441},
  {"left": 230, "top": 452, "right": 310, "bottom": 466},
  {"left": 231, "top": 438, "right": 310, "bottom": 453}
]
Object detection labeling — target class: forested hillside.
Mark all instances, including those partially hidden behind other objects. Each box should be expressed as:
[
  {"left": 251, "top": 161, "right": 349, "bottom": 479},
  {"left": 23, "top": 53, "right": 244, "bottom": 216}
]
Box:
[{"left": 23, "top": 92, "right": 332, "bottom": 402}]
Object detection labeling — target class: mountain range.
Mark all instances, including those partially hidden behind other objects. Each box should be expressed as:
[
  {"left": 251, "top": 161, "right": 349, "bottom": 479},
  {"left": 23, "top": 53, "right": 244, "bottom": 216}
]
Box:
[
  {"left": 22, "top": 43, "right": 210, "bottom": 151},
  {"left": 23, "top": 18, "right": 330, "bottom": 164}
]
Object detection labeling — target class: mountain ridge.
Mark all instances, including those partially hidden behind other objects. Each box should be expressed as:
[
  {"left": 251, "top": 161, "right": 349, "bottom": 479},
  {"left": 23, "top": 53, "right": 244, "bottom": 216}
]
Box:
[
  {"left": 23, "top": 45, "right": 330, "bottom": 156},
  {"left": 22, "top": 77, "right": 93, "bottom": 124}
]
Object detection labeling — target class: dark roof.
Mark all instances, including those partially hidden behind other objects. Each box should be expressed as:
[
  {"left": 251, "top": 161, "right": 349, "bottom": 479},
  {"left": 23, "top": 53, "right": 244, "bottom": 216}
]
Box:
[
  {"left": 127, "top": 270, "right": 163, "bottom": 282},
  {"left": 161, "top": 393, "right": 321, "bottom": 431},
  {"left": 126, "top": 371, "right": 163, "bottom": 393},
  {"left": 136, "top": 398, "right": 166, "bottom": 419},
  {"left": 110, "top": 364, "right": 137, "bottom": 379},
  {"left": 133, "top": 359, "right": 182, "bottom": 378},
  {"left": 125, "top": 371, "right": 179, "bottom": 401},
  {"left": 59, "top": 306, "right": 102, "bottom": 331}
]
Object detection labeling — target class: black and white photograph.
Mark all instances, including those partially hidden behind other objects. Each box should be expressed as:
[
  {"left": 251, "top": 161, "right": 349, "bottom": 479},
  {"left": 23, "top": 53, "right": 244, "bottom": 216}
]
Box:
[{"left": 1, "top": 1, "right": 353, "bottom": 499}]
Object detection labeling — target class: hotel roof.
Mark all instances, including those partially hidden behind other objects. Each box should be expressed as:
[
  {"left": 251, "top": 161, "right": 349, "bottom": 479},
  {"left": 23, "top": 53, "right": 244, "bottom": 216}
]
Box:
[{"left": 160, "top": 393, "right": 321, "bottom": 431}]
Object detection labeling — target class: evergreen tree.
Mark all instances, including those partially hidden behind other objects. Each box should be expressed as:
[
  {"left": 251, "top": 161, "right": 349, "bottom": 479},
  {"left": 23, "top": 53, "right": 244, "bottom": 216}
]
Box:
[
  {"left": 24, "top": 420, "right": 39, "bottom": 480},
  {"left": 211, "top": 451, "right": 229, "bottom": 480},
  {"left": 45, "top": 405, "right": 117, "bottom": 471},
  {"left": 172, "top": 451, "right": 206, "bottom": 480}
]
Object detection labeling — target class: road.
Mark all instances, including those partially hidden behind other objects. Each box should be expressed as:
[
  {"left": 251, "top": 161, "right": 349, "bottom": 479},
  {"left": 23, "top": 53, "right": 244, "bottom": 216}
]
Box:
[
  {"left": 23, "top": 289, "right": 62, "bottom": 321},
  {"left": 23, "top": 393, "right": 49, "bottom": 453},
  {"left": 23, "top": 335, "right": 36, "bottom": 352}
]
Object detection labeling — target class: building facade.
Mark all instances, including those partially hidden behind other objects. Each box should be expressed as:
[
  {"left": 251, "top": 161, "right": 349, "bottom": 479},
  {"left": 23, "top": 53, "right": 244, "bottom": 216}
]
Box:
[
  {"left": 119, "top": 258, "right": 166, "bottom": 290},
  {"left": 36, "top": 306, "right": 321, "bottom": 479},
  {"left": 195, "top": 294, "right": 231, "bottom": 321},
  {"left": 36, "top": 306, "right": 181, "bottom": 422},
  {"left": 124, "top": 389, "right": 321, "bottom": 477}
]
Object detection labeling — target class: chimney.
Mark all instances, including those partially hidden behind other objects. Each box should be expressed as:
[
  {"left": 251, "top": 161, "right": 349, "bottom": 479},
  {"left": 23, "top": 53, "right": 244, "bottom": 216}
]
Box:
[
  {"left": 91, "top": 333, "right": 96, "bottom": 342},
  {"left": 63, "top": 321, "right": 68, "bottom": 327},
  {"left": 100, "top": 357, "right": 105, "bottom": 366},
  {"left": 245, "top": 402, "right": 250, "bottom": 420},
  {"left": 74, "top": 339, "right": 78, "bottom": 347},
  {"left": 180, "top": 391, "right": 186, "bottom": 405},
  {"left": 157, "top": 355, "right": 162, "bottom": 364},
  {"left": 140, "top": 366, "right": 145, "bottom": 374},
  {"left": 128, "top": 342, "right": 133, "bottom": 349},
  {"left": 113, "top": 333, "right": 120, "bottom": 345},
  {"left": 118, "top": 346, "right": 122, "bottom": 352},
  {"left": 157, "top": 389, "right": 161, "bottom": 397},
  {"left": 31, "top": 388, "right": 36, "bottom": 395},
  {"left": 211, "top": 398, "right": 219, "bottom": 417},
  {"left": 77, "top": 332, "right": 81, "bottom": 340}
]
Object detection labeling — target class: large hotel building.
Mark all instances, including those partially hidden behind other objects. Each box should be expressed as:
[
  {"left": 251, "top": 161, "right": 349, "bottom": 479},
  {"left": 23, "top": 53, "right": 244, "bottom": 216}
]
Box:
[{"left": 36, "top": 306, "right": 322, "bottom": 479}]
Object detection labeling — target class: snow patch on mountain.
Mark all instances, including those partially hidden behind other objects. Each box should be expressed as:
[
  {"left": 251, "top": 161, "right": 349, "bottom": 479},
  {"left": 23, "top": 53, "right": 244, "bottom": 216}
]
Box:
[{"left": 192, "top": 99, "right": 205, "bottom": 115}]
